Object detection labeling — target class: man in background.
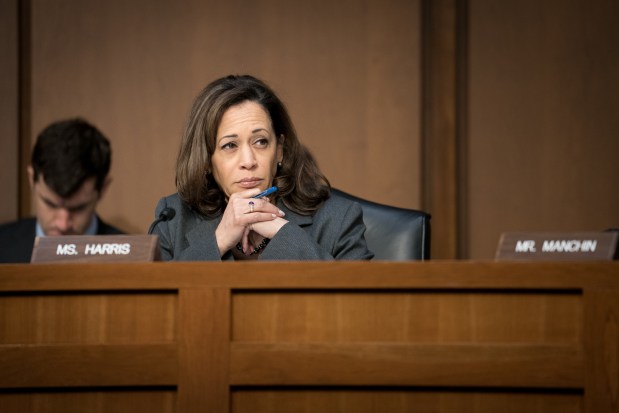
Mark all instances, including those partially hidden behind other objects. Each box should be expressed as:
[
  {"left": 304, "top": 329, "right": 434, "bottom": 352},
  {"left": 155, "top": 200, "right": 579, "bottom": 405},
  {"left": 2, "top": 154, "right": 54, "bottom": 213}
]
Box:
[{"left": 0, "top": 118, "right": 124, "bottom": 263}]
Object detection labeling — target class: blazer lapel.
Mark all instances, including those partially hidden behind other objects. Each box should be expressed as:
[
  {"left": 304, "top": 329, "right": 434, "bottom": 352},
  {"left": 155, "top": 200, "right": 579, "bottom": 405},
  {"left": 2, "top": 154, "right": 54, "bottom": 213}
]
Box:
[
  {"left": 278, "top": 201, "right": 313, "bottom": 228},
  {"left": 182, "top": 215, "right": 223, "bottom": 260}
]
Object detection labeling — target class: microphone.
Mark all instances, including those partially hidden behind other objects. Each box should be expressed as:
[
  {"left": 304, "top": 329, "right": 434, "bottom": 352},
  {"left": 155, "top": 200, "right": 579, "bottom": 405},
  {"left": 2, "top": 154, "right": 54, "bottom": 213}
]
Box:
[{"left": 147, "top": 207, "right": 176, "bottom": 235}]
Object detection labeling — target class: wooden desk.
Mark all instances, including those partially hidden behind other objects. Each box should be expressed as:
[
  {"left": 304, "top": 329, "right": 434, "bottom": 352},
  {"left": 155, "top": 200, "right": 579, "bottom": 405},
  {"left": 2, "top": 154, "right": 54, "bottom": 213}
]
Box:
[{"left": 0, "top": 261, "right": 617, "bottom": 412}]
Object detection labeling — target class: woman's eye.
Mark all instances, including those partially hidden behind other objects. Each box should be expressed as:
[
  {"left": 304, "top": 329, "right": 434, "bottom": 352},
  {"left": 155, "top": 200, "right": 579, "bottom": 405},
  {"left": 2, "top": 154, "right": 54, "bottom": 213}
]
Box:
[
  {"left": 255, "top": 138, "right": 269, "bottom": 147},
  {"left": 221, "top": 142, "right": 236, "bottom": 150}
]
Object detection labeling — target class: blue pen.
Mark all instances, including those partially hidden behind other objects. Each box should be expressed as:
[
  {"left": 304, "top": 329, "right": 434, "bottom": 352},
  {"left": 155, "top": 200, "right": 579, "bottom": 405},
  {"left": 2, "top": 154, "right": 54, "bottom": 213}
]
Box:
[{"left": 252, "top": 186, "right": 278, "bottom": 198}]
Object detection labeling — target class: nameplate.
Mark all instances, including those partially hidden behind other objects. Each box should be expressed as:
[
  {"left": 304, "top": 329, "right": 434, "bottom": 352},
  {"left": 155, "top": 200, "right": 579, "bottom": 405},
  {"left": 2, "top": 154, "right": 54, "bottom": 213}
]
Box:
[
  {"left": 30, "top": 235, "right": 161, "bottom": 263},
  {"left": 495, "top": 232, "right": 618, "bottom": 261}
]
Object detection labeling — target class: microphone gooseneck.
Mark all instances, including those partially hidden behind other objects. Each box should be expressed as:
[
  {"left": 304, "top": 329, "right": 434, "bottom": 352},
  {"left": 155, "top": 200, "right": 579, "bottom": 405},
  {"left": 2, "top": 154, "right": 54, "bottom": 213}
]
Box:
[{"left": 147, "top": 207, "right": 176, "bottom": 235}]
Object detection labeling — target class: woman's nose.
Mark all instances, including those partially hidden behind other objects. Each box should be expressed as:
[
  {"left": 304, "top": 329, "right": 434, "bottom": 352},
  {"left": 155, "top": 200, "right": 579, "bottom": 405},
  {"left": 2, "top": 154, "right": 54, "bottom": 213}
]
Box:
[{"left": 239, "top": 146, "right": 257, "bottom": 169}]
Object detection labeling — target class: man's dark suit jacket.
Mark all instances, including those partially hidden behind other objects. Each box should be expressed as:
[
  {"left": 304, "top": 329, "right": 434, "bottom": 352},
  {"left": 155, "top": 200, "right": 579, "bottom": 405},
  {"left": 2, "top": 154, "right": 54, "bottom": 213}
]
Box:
[{"left": 0, "top": 217, "right": 124, "bottom": 263}]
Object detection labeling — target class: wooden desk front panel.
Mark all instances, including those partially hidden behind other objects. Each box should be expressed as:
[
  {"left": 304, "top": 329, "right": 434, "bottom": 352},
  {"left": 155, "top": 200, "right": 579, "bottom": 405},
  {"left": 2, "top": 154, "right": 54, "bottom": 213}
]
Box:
[
  {"left": 232, "top": 291, "right": 582, "bottom": 343},
  {"left": 0, "top": 261, "right": 616, "bottom": 413},
  {"left": 229, "top": 290, "right": 584, "bottom": 412},
  {"left": 231, "top": 390, "right": 582, "bottom": 413},
  {"left": 0, "top": 292, "right": 176, "bottom": 345},
  {"left": 0, "top": 291, "right": 177, "bottom": 412}
]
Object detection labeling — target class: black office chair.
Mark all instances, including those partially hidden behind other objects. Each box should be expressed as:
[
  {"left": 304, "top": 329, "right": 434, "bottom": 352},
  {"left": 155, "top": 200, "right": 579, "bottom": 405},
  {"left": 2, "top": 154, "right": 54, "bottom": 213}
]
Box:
[{"left": 332, "top": 188, "right": 431, "bottom": 261}]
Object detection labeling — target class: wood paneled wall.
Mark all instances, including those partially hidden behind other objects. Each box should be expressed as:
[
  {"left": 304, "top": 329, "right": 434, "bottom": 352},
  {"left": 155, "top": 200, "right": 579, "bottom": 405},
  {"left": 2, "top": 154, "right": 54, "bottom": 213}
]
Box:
[
  {"left": 0, "top": 0, "right": 19, "bottom": 224},
  {"left": 23, "top": 0, "right": 423, "bottom": 235},
  {"left": 2, "top": 0, "right": 617, "bottom": 259},
  {"left": 467, "top": 0, "right": 619, "bottom": 258}
]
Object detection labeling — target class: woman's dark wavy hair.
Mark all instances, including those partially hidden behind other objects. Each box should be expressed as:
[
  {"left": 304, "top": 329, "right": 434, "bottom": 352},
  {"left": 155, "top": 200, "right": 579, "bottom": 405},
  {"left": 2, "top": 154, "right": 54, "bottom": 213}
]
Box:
[{"left": 176, "top": 74, "right": 330, "bottom": 218}]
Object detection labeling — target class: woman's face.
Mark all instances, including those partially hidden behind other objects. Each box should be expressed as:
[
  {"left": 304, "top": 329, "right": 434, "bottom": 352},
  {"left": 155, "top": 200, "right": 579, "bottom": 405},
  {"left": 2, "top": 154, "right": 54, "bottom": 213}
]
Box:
[{"left": 211, "top": 100, "right": 283, "bottom": 198}]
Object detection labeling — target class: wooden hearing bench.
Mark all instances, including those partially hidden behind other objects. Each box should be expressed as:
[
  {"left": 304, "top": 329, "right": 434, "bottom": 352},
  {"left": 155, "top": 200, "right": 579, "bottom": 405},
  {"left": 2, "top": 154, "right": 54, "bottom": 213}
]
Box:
[{"left": 0, "top": 261, "right": 618, "bottom": 412}]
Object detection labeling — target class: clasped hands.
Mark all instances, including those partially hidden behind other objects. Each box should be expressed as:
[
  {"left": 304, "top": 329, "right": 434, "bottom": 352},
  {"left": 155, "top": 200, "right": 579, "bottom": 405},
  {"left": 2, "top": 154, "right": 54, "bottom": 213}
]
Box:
[{"left": 215, "top": 188, "right": 287, "bottom": 256}]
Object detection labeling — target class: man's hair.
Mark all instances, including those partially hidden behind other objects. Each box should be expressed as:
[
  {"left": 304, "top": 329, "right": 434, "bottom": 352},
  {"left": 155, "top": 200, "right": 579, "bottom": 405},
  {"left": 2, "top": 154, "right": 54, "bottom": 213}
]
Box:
[
  {"left": 31, "top": 118, "right": 112, "bottom": 197},
  {"left": 176, "top": 74, "right": 330, "bottom": 218}
]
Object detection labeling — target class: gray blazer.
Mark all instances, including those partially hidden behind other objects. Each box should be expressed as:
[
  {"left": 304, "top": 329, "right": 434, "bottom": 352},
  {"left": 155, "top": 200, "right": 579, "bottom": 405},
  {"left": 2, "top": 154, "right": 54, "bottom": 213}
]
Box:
[{"left": 152, "top": 191, "right": 374, "bottom": 261}]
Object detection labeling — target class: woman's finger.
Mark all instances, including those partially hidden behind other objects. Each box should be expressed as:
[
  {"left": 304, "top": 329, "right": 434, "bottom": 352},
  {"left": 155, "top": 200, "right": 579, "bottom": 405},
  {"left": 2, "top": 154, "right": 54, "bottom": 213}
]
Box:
[{"left": 241, "top": 226, "right": 251, "bottom": 254}]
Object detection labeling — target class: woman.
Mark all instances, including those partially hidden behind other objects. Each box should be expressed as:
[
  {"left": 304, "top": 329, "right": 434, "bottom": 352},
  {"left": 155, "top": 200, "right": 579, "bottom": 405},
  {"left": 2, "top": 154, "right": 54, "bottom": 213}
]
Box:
[{"left": 152, "top": 74, "right": 373, "bottom": 261}]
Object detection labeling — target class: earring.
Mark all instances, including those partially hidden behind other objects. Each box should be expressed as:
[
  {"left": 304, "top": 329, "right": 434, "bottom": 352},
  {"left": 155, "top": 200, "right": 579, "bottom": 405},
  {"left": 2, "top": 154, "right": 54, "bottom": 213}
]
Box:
[{"left": 277, "top": 162, "right": 282, "bottom": 167}]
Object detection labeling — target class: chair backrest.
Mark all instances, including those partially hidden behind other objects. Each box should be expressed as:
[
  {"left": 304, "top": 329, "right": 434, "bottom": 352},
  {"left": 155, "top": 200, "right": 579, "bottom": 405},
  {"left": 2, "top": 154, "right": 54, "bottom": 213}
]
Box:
[{"left": 333, "top": 189, "right": 431, "bottom": 261}]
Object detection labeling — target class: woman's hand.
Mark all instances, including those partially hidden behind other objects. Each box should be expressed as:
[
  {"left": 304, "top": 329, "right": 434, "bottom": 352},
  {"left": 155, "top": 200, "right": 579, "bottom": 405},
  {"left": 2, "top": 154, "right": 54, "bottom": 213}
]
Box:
[
  {"left": 249, "top": 216, "right": 288, "bottom": 240},
  {"left": 215, "top": 189, "right": 285, "bottom": 256}
]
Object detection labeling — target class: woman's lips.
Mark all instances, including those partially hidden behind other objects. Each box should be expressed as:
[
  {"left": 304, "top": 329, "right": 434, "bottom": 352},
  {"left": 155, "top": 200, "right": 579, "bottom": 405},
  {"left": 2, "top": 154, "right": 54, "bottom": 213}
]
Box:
[{"left": 237, "top": 178, "right": 262, "bottom": 188}]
